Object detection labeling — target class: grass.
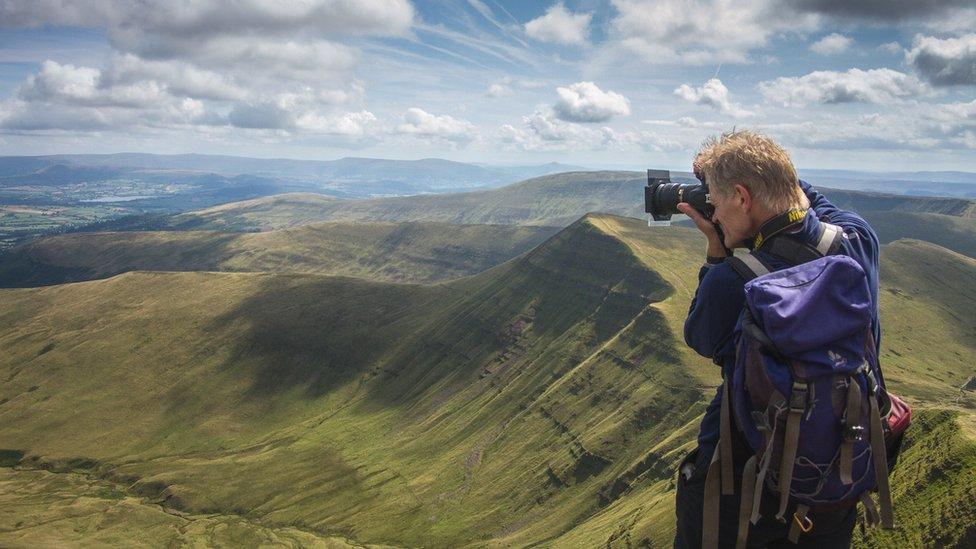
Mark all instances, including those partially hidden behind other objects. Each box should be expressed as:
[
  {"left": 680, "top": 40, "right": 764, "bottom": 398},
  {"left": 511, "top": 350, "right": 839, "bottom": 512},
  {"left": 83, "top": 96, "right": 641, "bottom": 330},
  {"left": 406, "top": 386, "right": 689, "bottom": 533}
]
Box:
[
  {"left": 0, "top": 221, "right": 559, "bottom": 287},
  {"left": 0, "top": 214, "right": 973, "bottom": 547},
  {"left": 0, "top": 467, "right": 389, "bottom": 548}
]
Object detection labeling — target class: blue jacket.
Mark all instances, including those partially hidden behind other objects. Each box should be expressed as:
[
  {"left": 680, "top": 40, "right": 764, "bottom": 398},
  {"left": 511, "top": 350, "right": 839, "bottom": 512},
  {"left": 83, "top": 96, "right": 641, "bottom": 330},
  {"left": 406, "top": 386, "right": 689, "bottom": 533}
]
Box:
[{"left": 687, "top": 181, "right": 881, "bottom": 451}]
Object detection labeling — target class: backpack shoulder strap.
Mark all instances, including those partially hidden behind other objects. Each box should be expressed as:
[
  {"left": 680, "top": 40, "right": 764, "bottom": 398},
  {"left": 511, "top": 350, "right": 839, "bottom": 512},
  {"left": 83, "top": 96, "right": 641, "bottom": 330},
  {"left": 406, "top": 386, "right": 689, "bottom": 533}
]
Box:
[
  {"left": 728, "top": 221, "right": 846, "bottom": 279},
  {"left": 816, "top": 222, "right": 846, "bottom": 255},
  {"left": 762, "top": 221, "right": 846, "bottom": 266},
  {"left": 726, "top": 252, "right": 771, "bottom": 281}
]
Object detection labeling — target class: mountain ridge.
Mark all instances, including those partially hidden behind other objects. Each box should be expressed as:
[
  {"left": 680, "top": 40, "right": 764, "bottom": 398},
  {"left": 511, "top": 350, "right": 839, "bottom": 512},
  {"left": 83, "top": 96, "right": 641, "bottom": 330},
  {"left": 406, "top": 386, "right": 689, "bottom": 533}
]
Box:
[{"left": 0, "top": 220, "right": 560, "bottom": 287}]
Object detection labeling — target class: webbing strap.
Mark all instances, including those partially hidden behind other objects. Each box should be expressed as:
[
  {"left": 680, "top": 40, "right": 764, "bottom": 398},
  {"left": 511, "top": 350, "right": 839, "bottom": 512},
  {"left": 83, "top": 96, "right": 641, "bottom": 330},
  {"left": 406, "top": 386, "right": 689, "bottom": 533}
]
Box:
[
  {"left": 750, "top": 398, "right": 783, "bottom": 524},
  {"left": 816, "top": 222, "right": 844, "bottom": 256},
  {"left": 776, "top": 382, "right": 808, "bottom": 521},
  {"left": 840, "top": 379, "right": 863, "bottom": 485},
  {"left": 787, "top": 504, "right": 812, "bottom": 543},
  {"left": 739, "top": 252, "right": 770, "bottom": 278},
  {"left": 751, "top": 438, "right": 773, "bottom": 524},
  {"left": 702, "top": 446, "right": 722, "bottom": 549},
  {"left": 869, "top": 391, "right": 895, "bottom": 528},
  {"left": 735, "top": 455, "right": 758, "bottom": 549},
  {"left": 720, "top": 380, "right": 735, "bottom": 496},
  {"left": 859, "top": 492, "right": 881, "bottom": 527}
]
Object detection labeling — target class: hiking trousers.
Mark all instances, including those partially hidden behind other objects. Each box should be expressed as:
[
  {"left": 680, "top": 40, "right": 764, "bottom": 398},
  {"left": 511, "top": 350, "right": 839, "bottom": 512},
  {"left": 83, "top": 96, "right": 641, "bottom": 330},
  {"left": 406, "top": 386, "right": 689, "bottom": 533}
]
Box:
[{"left": 673, "top": 444, "right": 857, "bottom": 549}]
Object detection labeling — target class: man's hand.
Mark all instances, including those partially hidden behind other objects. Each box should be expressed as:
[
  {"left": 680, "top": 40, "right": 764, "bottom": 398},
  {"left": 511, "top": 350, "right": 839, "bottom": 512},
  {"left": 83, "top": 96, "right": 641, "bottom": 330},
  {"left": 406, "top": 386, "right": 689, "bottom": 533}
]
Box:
[{"left": 678, "top": 202, "right": 726, "bottom": 258}]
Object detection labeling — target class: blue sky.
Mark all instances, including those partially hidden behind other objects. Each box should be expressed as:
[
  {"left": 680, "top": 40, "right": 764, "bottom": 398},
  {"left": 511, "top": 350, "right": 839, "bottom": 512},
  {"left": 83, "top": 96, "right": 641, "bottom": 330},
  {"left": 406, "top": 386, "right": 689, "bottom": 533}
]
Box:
[{"left": 0, "top": 1, "right": 974, "bottom": 171}]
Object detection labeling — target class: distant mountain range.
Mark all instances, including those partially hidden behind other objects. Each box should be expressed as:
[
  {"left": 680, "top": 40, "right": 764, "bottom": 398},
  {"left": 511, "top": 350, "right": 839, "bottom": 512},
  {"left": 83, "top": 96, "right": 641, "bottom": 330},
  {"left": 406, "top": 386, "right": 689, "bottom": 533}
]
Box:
[
  {"left": 0, "top": 153, "right": 589, "bottom": 191},
  {"left": 799, "top": 168, "right": 976, "bottom": 198},
  {"left": 140, "top": 171, "right": 973, "bottom": 258},
  {"left": 2, "top": 153, "right": 973, "bottom": 251},
  {"left": 0, "top": 154, "right": 591, "bottom": 249},
  {"left": 3, "top": 153, "right": 972, "bottom": 196}
]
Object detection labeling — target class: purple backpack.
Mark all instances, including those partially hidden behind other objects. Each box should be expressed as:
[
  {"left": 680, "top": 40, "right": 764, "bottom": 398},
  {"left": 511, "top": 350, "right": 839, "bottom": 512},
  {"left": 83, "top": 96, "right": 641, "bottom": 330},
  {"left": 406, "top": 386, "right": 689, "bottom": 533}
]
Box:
[{"left": 701, "top": 223, "right": 894, "bottom": 549}]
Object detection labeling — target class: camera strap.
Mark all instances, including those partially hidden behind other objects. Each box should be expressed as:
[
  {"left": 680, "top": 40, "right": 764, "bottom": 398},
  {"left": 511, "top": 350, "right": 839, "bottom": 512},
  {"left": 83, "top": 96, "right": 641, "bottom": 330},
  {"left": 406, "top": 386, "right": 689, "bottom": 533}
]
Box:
[{"left": 749, "top": 208, "right": 807, "bottom": 250}]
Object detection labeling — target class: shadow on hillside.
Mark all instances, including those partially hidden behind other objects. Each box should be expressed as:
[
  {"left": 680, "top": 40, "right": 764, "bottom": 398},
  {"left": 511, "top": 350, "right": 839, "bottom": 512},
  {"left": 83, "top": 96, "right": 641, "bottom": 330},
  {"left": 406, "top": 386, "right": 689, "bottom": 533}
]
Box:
[
  {"left": 207, "top": 274, "right": 448, "bottom": 399},
  {"left": 0, "top": 232, "right": 242, "bottom": 288}
]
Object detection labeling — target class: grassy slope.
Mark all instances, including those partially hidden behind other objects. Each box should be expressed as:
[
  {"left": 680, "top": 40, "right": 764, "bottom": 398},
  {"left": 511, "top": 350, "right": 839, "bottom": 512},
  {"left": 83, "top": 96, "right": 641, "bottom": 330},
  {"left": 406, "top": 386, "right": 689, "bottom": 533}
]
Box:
[
  {"left": 859, "top": 211, "right": 976, "bottom": 258},
  {"left": 0, "top": 217, "right": 973, "bottom": 547},
  {"left": 167, "top": 171, "right": 976, "bottom": 232},
  {"left": 854, "top": 409, "right": 976, "bottom": 548},
  {"left": 0, "top": 221, "right": 559, "bottom": 287},
  {"left": 169, "top": 192, "right": 339, "bottom": 231},
  {"left": 0, "top": 216, "right": 713, "bottom": 547},
  {"left": 0, "top": 467, "right": 389, "bottom": 548},
  {"left": 170, "top": 172, "right": 647, "bottom": 230}
]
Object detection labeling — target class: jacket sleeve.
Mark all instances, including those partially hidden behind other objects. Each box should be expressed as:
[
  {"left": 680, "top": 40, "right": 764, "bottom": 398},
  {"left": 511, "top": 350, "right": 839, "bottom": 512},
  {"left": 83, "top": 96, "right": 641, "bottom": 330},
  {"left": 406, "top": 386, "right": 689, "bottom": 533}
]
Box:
[
  {"left": 799, "top": 179, "right": 879, "bottom": 248},
  {"left": 684, "top": 262, "right": 746, "bottom": 362}
]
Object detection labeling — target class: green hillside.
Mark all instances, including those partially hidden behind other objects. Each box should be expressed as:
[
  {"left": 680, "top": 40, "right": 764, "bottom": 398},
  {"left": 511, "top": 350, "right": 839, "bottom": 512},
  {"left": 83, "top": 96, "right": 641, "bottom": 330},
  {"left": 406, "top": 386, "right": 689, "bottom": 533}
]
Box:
[
  {"left": 0, "top": 221, "right": 558, "bottom": 287},
  {"left": 169, "top": 192, "right": 340, "bottom": 230},
  {"left": 169, "top": 171, "right": 647, "bottom": 230},
  {"left": 167, "top": 171, "right": 976, "bottom": 232},
  {"left": 860, "top": 211, "right": 976, "bottom": 258},
  {"left": 0, "top": 216, "right": 973, "bottom": 547}
]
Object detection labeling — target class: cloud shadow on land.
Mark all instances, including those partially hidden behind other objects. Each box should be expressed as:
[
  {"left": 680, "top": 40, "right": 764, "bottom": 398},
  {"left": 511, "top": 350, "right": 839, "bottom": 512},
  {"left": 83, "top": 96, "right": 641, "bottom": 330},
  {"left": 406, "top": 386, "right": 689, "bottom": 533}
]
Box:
[{"left": 207, "top": 273, "right": 451, "bottom": 399}]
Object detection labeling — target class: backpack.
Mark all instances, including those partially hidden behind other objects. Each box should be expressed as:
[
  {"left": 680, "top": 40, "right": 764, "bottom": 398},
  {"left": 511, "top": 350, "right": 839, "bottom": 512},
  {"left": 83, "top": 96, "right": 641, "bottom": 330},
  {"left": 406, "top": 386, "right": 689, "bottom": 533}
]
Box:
[{"left": 701, "top": 222, "right": 911, "bottom": 549}]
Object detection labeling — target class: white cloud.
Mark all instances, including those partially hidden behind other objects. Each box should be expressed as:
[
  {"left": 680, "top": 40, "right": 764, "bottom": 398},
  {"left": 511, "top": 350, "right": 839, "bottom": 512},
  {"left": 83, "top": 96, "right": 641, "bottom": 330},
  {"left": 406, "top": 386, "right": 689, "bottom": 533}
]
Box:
[
  {"left": 0, "top": 1, "right": 402, "bottom": 142},
  {"left": 396, "top": 108, "right": 477, "bottom": 144},
  {"left": 17, "top": 60, "right": 169, "bottom": 109},
  {"left": 100, "top": 54, "right": 247, "bottom": 102},
  {"left": 906, "top": 34, "right": 976, "bottom": 86},
  {"left": 524, "top": 3, "right": 592, "bottom": 45},
  {"left": 606, "top": 0, "right": 820, "bottom": 65},
  {"left": 2, "top": 0, "right": 408, "bottom": 80},
  {"left": 296, "top": 110, "right": 378, "bottom": 136},
  {"left": 743, "top": 98, "right": 976, "bottom": 153},
  {"left": 759, "top": 68, "right": 928, "bottom": 106},
  {"left": 1, "top": 59, "right": 375, "bottom": 140},
  {"left": 486, "top": 83, "right": 514, "bottom": 97},
  {"left": 674, "top": 78, "right": 754, "bottom": 118},
  {"left": 809, "top": 33, "right": 853, "bottom": 55},
  {"left": 553, "top": 81, "right": 630, "bottom": 123},
  {"left": 879, "top": 41, "right": 903, "bottom": 54},
  {"left": 499, "top": 108, "right": 599, "bottom": 151},
  {"left": 499, "top": 107, "right": 684, "bottom": 153},
  {"left": 1, "top": 1, "right": 415, "bottom": 37}
]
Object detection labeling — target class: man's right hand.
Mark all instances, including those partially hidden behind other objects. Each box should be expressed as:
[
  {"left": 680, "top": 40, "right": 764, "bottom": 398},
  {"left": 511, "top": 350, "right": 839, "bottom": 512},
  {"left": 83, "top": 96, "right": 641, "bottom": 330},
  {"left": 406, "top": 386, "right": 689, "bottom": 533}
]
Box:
[{"left": 678, "top": 202, "right": 726, "bottom": 258}]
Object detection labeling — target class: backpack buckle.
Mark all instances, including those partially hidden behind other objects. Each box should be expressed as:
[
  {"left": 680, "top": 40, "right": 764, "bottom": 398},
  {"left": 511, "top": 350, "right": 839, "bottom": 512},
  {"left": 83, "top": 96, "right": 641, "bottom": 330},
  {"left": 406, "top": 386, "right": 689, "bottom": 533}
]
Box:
[{"left": 789, "top": 381, "right": 809, "bottom": 412}]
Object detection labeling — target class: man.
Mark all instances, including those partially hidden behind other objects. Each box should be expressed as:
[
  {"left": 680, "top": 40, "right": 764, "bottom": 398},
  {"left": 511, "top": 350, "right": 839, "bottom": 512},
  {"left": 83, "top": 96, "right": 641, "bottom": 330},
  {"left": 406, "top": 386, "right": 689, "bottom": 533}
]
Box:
[{"left": 672, "top": 130, "right": 881, "bottom": 548}]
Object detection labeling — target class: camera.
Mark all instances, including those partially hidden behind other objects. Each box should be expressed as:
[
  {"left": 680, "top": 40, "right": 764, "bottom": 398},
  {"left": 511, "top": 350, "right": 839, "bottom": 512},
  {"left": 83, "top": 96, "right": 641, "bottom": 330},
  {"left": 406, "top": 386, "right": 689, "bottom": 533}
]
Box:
[{"left": 644, "top": 169, "right": 714, "bottom": 222}]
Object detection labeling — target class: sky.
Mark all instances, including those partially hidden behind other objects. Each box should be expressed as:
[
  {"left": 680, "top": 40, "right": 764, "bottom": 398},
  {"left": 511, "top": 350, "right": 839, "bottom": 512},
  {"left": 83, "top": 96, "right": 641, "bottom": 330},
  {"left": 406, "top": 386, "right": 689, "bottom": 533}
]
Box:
[{"left": 0, "top": 0, "right": 974, "bottom": 172}]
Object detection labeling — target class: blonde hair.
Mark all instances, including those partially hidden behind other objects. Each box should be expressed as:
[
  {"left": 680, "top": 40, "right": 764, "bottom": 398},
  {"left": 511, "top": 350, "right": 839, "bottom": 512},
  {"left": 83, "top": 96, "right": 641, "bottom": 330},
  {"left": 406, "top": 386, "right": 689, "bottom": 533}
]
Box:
[{"left": 695, "top": 129, "right": 807, "bottom": 211}]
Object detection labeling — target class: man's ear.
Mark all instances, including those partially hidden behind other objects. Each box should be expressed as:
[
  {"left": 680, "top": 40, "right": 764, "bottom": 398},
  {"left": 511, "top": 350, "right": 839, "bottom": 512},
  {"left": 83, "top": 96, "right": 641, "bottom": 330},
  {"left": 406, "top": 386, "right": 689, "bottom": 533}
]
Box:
[{"left": 733, "top": 183, "right": 752, "bottom": 211}]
